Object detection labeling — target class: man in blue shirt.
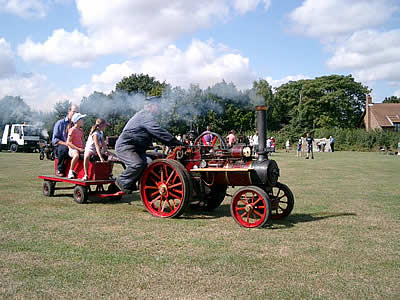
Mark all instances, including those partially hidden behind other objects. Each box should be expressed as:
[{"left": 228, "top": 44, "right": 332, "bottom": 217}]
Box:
[
  {"left": 52, "top": 104, "right": 79, "bottom": 176},
  {"left": 114, "top": 96, "right": 182, "bottom": 193}
]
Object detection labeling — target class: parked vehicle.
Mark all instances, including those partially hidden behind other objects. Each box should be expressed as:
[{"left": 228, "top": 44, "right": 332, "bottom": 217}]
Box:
[{"left": 1, "top": 123, "right": 41, "bottom": 152}]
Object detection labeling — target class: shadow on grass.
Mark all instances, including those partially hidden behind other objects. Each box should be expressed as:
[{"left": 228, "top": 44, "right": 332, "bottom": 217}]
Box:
[
  {"left": 182, "top": 204, "right": 357, "bottom": 230},
  {"left": 266, "top": 212, "right": 357, "bottom": 229},
  {"left": 51, "top": 192, "right": 139, "bottom": 205}
]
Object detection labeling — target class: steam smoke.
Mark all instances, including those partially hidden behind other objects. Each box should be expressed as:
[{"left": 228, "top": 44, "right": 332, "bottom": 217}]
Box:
[{"left": 78, "top": 83, "right": 264, "bottom": 125}]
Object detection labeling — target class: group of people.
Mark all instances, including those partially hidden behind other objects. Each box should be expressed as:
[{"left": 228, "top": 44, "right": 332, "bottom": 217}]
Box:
[
  {"left": 52, "top": 97, "right": 183, "bottom": 194},
  {"left": 295, "top": 134, "right": 335, "bottom": 159},
  {"left": 52, "top": 104, "right": 111, "bottom": 180}
]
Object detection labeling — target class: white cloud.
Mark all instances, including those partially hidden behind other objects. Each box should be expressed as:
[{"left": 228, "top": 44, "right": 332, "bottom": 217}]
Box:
[
  {"left": 394, "top": 89, "right": 400, "bottom": 97},
  {"left": 327, "top": 30, "right": 400, "bottom": 82},
  {"left": 0, "top": 73, "right": 69, "bottom": 111},
  {"left": 0, "top": 0, "right": 48, "bottom": 18},
  {"left": 289, "top": 0, "right": 397, "bottom": 39},
  {"left": 233, "top": 0, "right": 271, "bottom": 15},
  {"left": 0, "top": 37, "right": 69, "bottom": 110},
  {"left": 18, "top": 0, "right": 267, "bottom": 66},
  {"left": 18, "top": 29, "right": 96, "bottom": 67},
  {"left": 265, "top": 74, "right": 310, "bottom": 88},
  {"left": 73, "top": 40, "right": 256, "bottom": 100},
  {"left": 0, "top": 38, "right": 16, "bottom": 78}
]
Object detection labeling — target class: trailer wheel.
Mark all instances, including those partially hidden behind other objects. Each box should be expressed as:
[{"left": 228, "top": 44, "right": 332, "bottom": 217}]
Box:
[
  {"left": 140, "top": 159, "right": 192, "bottom": 218},
  {"left": 10, "top": 144, "right": 18, "bottom": 152},
  {"left": 268, "top": 182, "right": 294, "bottom": 219},
  {"left": 231, "top": 186, "right": 270, "bottom": 228},
  {"left": 43, "top": 181, "right": 55, "bottom": 197},
  {"left": 73, "top": 185, "right": 88, "bottom": 204}
]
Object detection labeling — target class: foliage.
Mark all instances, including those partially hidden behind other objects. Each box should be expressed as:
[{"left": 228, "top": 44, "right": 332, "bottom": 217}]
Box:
[
  {"left": 274, "top": 75, "right": 370, "bottom": 132},
  {"left": 115, "top": 73, "right": 168, "bottom": 96},
  {"left": 4, "top": 73, "right": 399, "bottom": 151},
  {"left": 383, "top": 96, "right": 400, "bottom": 103},
  {"left": 0, "top": 96, "right": 31, "bottom": 136}
]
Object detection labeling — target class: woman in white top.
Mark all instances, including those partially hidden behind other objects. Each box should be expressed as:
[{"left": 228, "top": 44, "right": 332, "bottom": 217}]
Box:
[{"left": 83, "top": 118, "right": 109, "bottom": 180}]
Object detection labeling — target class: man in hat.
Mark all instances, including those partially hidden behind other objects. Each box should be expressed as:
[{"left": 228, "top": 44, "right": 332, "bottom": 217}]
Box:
[
  {"left": 114, "top": 96, "right": 183, "bottom": 193},
  {"left": 52, "top": 104, "right": 79, "bottom": 177}
]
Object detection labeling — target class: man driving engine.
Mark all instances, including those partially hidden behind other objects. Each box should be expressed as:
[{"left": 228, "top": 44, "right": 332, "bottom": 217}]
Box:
[{"left": 115, "top": 96, "right": 182, "bottom": 193}]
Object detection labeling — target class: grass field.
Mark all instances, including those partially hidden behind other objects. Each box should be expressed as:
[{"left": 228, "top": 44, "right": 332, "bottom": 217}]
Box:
[{"left": 0, "top": 151, "right": 399, "bottom": 299}]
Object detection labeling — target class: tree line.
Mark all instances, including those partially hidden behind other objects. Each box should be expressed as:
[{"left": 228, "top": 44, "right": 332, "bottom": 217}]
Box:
[{"left": 1, "top": 73, "right": 399, "bottom": 149}]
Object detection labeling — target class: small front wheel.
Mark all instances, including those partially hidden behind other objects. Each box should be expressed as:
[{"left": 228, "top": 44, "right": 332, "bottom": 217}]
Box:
[
  {"left": 73, "top": 185, "right": 88, "bottom": 204},
  {"left": 231, "top": 186, "right": 270, "bottom": 228},
  {"left": 43, "top": 181, "right": 55, "bottom": 197}
]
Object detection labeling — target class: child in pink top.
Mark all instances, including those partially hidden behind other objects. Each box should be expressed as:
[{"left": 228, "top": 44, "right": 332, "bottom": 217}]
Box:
[{"left": 66, "top": 113, "right": 86, "bottom": 178}]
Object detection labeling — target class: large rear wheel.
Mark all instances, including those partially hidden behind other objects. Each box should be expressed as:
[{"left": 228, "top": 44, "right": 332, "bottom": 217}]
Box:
[
  {"left": 140, "top": 159, "right": 192, "bottom": 218},
  {"left": 230, "top": 186, "right": 270, "bottom": 228}
]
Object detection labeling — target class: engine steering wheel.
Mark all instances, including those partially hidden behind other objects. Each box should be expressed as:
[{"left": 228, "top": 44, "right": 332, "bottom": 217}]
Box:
[{"left": 194, "top": 131, "right": 227, "bottom": 149}]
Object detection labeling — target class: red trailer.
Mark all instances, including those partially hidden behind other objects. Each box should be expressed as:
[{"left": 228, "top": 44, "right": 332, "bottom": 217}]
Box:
[{"left": 38, "top": 158, "right": 124, "bottom": 203}]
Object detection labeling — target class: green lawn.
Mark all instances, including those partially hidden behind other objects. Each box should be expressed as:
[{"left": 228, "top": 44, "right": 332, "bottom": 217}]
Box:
[{"left": 0, "top": 151, "right": 399, "bottom": 299}]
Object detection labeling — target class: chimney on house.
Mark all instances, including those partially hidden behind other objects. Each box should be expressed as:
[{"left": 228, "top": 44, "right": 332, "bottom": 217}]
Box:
[{"left": 365, "top": 95, "right": 373, "bottom": 130}]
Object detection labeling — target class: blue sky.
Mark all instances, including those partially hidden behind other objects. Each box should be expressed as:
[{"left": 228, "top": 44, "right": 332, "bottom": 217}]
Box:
[{"left": 0, "top": 0, "right": 399, "bottom": 110}]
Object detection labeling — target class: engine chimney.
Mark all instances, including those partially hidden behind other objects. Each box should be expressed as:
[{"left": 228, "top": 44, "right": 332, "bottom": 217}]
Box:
[{"left": 256, "top": 106, "right": 268, "bottom": 161}]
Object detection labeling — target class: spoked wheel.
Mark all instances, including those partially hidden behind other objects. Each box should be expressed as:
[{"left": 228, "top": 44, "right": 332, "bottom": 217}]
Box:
[
  {"left": 43, "top": 181, "right": 55, "bottom": 197},
  {"left": 231, "top": 186, "right": 270, "bottom": 228},
  {"left": 140, "top": 159, "right": 192, "bottom": 218},
  {"left": 194, "top": 131, "right": 227, "bottom": 149},
  {"left": 73, "top": 185, "right": 88, "bottom": 204},
  {"left": 268, "top": 182, "right": 294, "bottom": 219},
  {"left": 39, "top": 152, "right": 44, "bottom": 160}
]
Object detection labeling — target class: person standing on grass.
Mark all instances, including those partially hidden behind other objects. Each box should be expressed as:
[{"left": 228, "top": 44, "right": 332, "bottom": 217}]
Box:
[
  {"left": 52, "top": 104, "right": 79, "bottom": 177},
  {"left": 306, "top": 132, "right": 314, "bottom": 159},
  {"left": 252, "top": 131, "right": 259, "bottom": 154},
  {"left": 285, "top": 139, "right": 290, "bottom": 152},
  {"left": 66, "top": 113, "right": 86, "bottom": 178},
  {"left": 296, "top": 138, "right": 302, "bottom": 157},
  {"left": 329, "top": 135, "right": 335, "bottom": 152}
]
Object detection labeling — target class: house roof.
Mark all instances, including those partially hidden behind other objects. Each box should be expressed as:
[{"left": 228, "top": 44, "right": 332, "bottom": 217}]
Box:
[{"left": 369, "top": 103, "right": 400, "bottom": 127}]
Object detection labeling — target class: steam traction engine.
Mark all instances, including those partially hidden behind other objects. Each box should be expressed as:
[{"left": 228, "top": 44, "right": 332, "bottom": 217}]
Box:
[{"left": 140, "top": 106, "right": 294, "bottom": 228}]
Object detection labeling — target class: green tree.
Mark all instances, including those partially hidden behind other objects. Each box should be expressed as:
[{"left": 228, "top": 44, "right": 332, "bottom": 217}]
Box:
[
  {"left": 115, "top": 73, "right": 168, "bottom": 96},
  {"left": 0, "top": 96, "right": 31, "bottom": 136},
  {"left": 275, "top": 75, "right": 370, "bottom": 132},
  {"left": 383, "top": 96, "right": 400, "bottom": 103}
]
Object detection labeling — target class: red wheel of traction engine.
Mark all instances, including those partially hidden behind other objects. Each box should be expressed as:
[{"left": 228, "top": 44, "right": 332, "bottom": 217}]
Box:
[
  {"left": 230, "top": 186, "right": 271, "bottom": 228},
  {"left": 268, "top": 182, "right": 294, "bottom": 220},
  {"left": 140, "top": 159, "right": 192, "bottom": 218}
]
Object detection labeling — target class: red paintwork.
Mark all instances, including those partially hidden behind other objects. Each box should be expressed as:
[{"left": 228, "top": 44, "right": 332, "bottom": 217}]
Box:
[
  {"left": 54, "top": 158, "right": 113, "bottom": 180},
  {"left": 231, "top": 189, "right": 268, "bottom": 228}
]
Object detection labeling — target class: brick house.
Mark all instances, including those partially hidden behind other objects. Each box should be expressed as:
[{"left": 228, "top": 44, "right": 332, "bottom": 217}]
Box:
[{"left": 363, "top": 95, "right": 400, "bottom": 132}]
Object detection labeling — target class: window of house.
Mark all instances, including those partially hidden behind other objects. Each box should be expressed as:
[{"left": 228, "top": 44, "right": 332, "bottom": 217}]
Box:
[{"left": 394, "top": 123, "right": 400, "bottom": 132}]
